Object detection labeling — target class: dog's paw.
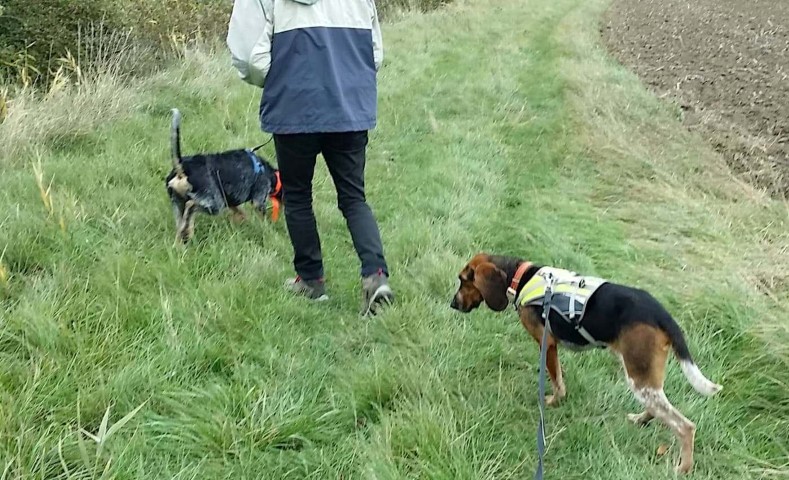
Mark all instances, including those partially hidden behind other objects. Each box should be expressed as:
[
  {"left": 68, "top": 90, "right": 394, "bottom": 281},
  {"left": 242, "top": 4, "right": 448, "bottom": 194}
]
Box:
[
  {"left": 675, "top": 460, "right": 693, "bottom": 475},
  {"left": 176, "top": 230, "right": 192, "bottom": 245},
  {"left": 546, "top": 394, "right": 561, "bottom": 407},
  {"left": 545, "top": 384, "right": 566, "bottom": 407},
  {"left": 230, "top": 207, "right": 247, "bottom": 224},
  {"left": 626, "top": 413, "right": 643, "bottom": 424},
  {"left": 627, "top": 412, "right": 654, "bottom": 426}
]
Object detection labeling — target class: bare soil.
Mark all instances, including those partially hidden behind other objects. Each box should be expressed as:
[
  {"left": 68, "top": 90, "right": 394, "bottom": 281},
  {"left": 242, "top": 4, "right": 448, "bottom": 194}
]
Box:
[{"left": 601, "top": 0, "right": 789, "bottom": 198}]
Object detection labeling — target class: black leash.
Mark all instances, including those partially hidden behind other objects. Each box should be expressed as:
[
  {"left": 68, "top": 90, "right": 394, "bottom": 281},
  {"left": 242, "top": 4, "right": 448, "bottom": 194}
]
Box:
[
  {"left": 250, "top": 136, "right": 273, "bottom": 152},
  {"left": 535, "top": 273, "right": 555, "bottom": 480}
]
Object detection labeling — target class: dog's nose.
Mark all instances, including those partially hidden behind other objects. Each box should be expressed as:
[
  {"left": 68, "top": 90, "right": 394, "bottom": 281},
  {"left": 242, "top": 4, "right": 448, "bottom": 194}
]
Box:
[{"left": 450, "top": 297, "right": 459, "bottom": 310}]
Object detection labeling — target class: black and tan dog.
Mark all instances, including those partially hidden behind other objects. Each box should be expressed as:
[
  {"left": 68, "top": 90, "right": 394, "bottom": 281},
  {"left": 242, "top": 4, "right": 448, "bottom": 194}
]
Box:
[
  {"left": 451, "top": 253, "right": 722, "bottom": 474},
  {"left": 165, "top": 108, "right": 282, "bottom": 243}
]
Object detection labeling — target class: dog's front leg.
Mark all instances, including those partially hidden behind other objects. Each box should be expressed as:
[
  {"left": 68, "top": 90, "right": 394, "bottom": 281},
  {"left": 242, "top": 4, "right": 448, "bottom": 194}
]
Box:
[
  {"left": 251, "top": 188, "right": 272, "bottom": 221},
  {"left": 253, "top": 200, "right": 268, "bottom": 220},
  {"left": 520, "top": 309, "right": 567, "bottom": 406},
  {"left": 230, "top": 206, "right": 247, "bottom": 223},
  {"left": 545, "top": 344, "right": 566, "bottom": 406}
]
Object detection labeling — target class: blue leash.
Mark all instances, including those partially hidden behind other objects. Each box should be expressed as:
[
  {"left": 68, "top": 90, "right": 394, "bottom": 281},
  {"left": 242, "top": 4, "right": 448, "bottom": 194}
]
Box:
[{"left": 535, "top": 273, "right": 555, "bottom": 480}]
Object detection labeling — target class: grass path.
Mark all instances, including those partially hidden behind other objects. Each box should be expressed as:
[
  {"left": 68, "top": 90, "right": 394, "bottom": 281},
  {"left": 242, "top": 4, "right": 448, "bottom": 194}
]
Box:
[{"left": 1, "top": 0, "right": 788, "bottom": 478}]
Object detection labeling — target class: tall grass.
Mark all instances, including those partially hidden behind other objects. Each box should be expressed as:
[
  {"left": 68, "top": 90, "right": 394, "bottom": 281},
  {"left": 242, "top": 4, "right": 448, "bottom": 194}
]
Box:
[
  {"left": 0, "top": 0, "right": 445, "bottom": 88},
  {"left": 0, "top": 29, "right": 211, "bottom": 167},
  {"left": 0, "top": 0, "right": 231, "bottom": 87},
  {"left": 0, "top": 0, "right": 450, "bottom": 164}
]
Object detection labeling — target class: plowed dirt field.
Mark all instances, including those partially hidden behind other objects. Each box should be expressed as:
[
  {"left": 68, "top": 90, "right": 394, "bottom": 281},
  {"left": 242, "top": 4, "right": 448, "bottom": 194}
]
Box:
[{"left": 602, "top": 0, "right": 789, "bottom": 197}]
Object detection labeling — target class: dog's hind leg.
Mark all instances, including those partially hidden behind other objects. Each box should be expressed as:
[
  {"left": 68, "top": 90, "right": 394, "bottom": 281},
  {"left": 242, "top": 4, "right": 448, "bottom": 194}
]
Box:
[
  {"left": 171, "top": 198, "right": 186, "bottom": 245},
  {"left": 633, "top": 385, "right": 696, "bottom": 474},
  {"left": 173, "top": 197, "right": 186, "bottom": 219},
  {"left": 177, "top": 200, "right": 197, "bottom": 243},
  {"left": 615, "top": 324, "right": 697, "bottom": 474}
]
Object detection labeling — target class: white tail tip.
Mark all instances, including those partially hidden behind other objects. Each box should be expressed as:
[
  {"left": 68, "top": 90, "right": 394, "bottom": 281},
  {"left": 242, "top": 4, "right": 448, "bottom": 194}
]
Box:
[{"left": 680, "top": 360, "right": 722, "bottom": 397}]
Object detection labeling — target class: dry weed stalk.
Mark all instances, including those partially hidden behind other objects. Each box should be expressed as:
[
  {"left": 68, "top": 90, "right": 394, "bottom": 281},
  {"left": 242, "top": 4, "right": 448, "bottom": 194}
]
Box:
[{"left": 31, "top": 155, "right": 67, "bottom": 232}]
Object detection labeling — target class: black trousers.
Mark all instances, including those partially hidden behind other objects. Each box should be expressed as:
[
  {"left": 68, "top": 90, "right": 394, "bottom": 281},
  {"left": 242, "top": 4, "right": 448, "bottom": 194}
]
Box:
[{"left": 273, "top": 131, "right": 389, "bottom": 281}]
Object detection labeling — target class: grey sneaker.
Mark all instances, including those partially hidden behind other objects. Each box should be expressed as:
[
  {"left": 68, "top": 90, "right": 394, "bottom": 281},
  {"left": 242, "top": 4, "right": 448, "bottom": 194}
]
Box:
[
  {"left": 284, "top": 276, "right": 328, "bottom": 301},
  {"left": 361, "top": 270, "right": 394, "bottom": 316}
]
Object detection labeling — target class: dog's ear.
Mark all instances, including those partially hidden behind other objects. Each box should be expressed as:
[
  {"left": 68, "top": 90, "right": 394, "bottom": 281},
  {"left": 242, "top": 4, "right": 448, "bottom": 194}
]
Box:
[{"left": 473, "top": 262, "right": 509, "bottom": 311}]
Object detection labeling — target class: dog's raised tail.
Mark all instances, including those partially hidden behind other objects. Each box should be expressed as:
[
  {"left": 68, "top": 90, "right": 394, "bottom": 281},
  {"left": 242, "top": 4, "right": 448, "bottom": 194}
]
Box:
[
  {"left": 660, "top": 313, "right": 723, "bottom": 397},
  {"left": 171, "top": 108, "right": 183, "bottom": 174},
  {"left": 680, "top": 360, "right": 722, "bottom": 397}
]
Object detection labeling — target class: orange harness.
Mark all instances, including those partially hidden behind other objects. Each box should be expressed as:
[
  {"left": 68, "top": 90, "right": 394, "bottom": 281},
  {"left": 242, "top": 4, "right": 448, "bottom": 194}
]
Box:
[
  {"left": 269, "top": 171, "right": 282, "bottom": 222},
  {"left": 247, "top": 148, "right": 283, "bottom": 222}
]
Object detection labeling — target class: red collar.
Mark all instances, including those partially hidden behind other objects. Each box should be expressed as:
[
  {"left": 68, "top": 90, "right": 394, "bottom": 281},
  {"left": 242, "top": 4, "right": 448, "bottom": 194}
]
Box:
[{"left": 506, "top": 261, "right": 532, "bottom": 303}]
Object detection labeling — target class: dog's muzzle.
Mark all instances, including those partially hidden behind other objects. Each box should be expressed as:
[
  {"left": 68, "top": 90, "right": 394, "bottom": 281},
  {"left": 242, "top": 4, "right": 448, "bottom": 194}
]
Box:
[{"left": 450, "top": 296, "right": 461, "bottom": 311}]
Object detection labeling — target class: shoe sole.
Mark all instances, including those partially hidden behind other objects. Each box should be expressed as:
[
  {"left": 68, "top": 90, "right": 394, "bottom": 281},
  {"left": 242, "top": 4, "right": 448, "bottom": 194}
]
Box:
[
  {"left": 287, "top": 291, "right": 329, "bottom": 302},
  {"left": 363, "top": 284, "right": 394, "bottom": 316}
]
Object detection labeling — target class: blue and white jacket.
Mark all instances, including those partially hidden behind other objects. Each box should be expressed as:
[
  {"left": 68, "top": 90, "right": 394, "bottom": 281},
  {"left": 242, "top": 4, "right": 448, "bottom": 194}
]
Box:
[{"left": 227, "top": 0, "right": 383, "bottom": 134}]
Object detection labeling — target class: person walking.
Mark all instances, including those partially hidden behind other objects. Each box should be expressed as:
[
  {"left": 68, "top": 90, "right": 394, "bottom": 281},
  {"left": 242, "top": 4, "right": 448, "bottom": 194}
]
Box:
[{"left": 227, "top": 0, "right": 394, "bottom": 315}]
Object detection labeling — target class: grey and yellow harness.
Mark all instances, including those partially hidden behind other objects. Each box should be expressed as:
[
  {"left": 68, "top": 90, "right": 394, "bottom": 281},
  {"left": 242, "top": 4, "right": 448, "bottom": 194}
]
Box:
[{"left": 513, "top": 267, "right": 607, "bottom": 347}]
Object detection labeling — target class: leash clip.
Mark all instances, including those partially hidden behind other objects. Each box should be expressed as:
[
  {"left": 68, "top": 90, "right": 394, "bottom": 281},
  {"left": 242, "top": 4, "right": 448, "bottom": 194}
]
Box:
[
  {"left": 540, "top": 272, "right": 555, "bottom": 319},
  {"left": 506, "top": 286, "right": 518, "bottom": 305}
]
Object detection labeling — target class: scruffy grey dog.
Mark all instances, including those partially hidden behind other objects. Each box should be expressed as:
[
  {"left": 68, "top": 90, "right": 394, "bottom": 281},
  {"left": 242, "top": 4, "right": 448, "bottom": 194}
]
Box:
[{"left": 165, "top": 108, "right": 282, "bottom": 244}]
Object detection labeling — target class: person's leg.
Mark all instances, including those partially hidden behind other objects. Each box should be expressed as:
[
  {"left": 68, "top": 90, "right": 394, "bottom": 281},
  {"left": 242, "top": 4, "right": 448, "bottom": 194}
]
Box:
[
  {"left": 321, "top": 131, "right": 388, "bottom": 276},
  {"left": 273, "top": 134, "right": 325, "bottom": 284},
  {"left": 321, "top": 131, "right": 393, "bottom": 314}
]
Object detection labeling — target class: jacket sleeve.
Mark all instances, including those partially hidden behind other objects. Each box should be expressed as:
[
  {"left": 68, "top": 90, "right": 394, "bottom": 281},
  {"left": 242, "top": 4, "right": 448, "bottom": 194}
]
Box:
[
  {"left": 369, "top": 0, "right": 383, "bottom": 71},
  {"left": 227, "top": 0, "right": 273, "bottom": 88}
]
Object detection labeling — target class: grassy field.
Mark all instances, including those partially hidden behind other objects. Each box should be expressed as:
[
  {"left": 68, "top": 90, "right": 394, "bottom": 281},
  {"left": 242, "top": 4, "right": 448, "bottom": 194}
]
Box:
[{"left": 1, "top": 0, "right": 788, "bottom": 478}]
